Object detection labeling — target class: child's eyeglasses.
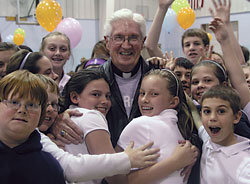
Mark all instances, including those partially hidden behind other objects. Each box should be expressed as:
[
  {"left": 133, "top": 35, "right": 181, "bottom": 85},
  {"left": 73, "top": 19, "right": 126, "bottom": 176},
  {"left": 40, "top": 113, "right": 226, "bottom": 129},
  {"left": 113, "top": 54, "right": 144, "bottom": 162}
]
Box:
[{"left": 1, "top": 100, "right": 41, "bottom": 112}]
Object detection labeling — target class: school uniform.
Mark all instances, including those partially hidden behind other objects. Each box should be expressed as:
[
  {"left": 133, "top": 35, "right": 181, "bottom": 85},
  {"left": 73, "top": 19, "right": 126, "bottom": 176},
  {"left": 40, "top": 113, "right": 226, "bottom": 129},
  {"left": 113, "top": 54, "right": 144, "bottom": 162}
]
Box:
[
  {"left": 0, "top": 130, "right": 65, "bottom": 184},
  {"left": 199, "top": 126, "right": 250, "bottom": 184},
  {"left": 118, "top": 109, "right": 188, "bottom": 184},
  {"left": 63, "top": 105, "right": 131, "bottom": 184}
]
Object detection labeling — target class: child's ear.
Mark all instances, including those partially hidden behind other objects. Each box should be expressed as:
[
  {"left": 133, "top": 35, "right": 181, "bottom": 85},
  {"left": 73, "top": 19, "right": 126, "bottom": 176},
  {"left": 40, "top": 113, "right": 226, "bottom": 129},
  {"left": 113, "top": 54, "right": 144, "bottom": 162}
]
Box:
[
  {"left": 70, "top": 91, "right": 79, "bottom": 104},
  {"left": 233, "top": 111, "right": 242, "bottom": 125},
  {"left": 169, "top": 96, "right": 179, "bottom": 109}
]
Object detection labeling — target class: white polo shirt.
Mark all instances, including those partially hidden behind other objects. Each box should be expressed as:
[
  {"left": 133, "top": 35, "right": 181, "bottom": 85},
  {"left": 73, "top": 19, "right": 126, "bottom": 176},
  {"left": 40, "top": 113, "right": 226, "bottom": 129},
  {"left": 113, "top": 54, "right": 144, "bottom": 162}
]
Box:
[{"left": 199, "top": 126, "right": 250, "bottom": 184}]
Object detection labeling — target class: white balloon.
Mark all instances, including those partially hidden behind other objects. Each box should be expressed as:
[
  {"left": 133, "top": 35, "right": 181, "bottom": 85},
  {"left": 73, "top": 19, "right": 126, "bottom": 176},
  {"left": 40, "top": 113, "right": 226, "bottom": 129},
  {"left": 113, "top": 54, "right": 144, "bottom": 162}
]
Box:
[
  {"left": 163, "top": 8, "right": 177, "bottom": 33},
  {"left": 4, "top": 34, "right": 14, "bottom": 43}
]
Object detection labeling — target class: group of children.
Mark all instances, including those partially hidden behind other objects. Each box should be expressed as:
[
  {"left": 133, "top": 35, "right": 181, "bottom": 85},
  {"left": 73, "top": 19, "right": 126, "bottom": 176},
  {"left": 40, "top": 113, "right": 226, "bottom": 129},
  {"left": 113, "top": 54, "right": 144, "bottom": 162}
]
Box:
[
  {"left": 0, "top": 0, "right": 249, "bottom": 183},
  {"left": 144, "top": 0, "right": 250, "bottom": 183},
  {"left": 0, "top": 69, "right": 163, "bottom": 183}
]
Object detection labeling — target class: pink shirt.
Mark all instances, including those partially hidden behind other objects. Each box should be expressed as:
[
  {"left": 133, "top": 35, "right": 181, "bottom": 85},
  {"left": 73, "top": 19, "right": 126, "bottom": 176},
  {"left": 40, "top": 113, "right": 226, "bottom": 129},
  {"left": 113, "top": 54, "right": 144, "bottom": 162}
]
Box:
[{"left": 199, "top": 126, "right": 250, "bottom": 184}]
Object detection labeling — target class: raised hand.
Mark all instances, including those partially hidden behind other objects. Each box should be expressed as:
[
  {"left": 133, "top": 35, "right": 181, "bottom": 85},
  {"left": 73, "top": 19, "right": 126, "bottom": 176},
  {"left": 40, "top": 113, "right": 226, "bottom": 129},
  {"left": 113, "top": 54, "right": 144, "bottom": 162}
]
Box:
[
  {"left": 209, "top": 18, "right": 229, "bottom": 43},
  {"left": 124, "top": 141, "right": 160, "bottom": 169},
  {"left": 147, "top": 56, "right": 167, "bottom": 69},
  {"left": 209, "top": 0, "right": 231, "bottom": 24},
  {"left": 164, "top": 50, "right": 176, "bottom": 70},
  {"left": 159, "top": 0, "right": 175, "bottom": 10},
  {"left": 145, "top": 0, "right": 175, "bottom": 58}
]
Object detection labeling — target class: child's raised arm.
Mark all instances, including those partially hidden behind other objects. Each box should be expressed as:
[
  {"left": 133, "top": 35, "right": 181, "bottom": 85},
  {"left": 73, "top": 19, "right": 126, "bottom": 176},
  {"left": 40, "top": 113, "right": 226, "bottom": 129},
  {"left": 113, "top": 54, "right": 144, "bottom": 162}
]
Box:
[
  {"left": 209, "top": 0, "right": 250, "bottom": 109},
  {"left": 209, "top": 0, "right": 245, "bottom": 65},
  {"left": 145, "top": 0, "right": 174, "bottom": 57}
]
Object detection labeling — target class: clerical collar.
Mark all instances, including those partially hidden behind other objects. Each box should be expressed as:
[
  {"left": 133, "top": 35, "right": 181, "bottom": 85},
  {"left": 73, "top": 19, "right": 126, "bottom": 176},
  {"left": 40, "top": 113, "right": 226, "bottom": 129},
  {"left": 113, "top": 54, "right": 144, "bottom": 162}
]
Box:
[{"left": 112, "top": 59, "right": 141, "bottom": 78}]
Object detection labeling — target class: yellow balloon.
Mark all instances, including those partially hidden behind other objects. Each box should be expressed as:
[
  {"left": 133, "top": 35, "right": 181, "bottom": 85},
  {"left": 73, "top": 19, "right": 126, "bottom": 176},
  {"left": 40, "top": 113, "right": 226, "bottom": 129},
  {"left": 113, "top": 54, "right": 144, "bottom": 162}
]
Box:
[
  {"left": 172, "top": 0, "right": 190, "bottom": 14},
  {"left": 36, "top": 0, "right": 62, "bottom": 32},
  {"left": 207, "top": 33, "right": 212, "bottom": 41},
  {"left": 177, "top": 7, "right": 196, "bottom": 30},
  {"left": 14, "top": 28, "right": 25, "bottom": 37},
  {"left": 13, "top": 33, "right": 25, "bottom": 45}
]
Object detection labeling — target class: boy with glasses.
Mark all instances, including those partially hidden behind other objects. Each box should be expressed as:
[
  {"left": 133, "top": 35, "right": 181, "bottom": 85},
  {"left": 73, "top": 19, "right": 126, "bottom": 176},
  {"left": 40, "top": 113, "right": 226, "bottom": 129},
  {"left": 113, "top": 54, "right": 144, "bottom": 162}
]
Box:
[{"left": 0, "top": 70, "right": 65, "bottom": 184}]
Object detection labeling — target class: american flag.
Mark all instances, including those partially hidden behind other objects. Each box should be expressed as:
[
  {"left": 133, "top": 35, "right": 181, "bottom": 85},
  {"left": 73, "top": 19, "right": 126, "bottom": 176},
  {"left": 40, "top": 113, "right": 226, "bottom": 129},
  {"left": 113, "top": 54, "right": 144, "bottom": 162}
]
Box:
[{"left": 188, "top": 0, "right": 204, "bottom": 10}]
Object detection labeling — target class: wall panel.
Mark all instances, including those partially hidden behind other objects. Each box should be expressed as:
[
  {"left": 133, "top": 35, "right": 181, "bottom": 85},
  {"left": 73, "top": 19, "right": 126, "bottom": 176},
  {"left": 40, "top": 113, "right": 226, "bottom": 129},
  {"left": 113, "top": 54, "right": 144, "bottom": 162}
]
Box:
[{"left": 1, "top": 0, "right": 249, "bottom": 20}]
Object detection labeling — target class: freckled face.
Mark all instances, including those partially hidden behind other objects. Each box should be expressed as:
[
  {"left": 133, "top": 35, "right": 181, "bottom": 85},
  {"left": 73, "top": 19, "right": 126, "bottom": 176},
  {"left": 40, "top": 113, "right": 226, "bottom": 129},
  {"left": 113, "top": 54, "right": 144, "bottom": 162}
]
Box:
[{"left": 0, "top": 94, "right": 41, "bottom": 147}]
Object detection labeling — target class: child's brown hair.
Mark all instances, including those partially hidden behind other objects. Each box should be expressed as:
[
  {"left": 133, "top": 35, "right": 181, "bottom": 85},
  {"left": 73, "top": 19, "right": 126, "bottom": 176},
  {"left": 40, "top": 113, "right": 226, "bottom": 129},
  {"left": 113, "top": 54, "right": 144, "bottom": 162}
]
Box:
[{"left": 0, "top": 70, "right": 48, "bottom": 126}]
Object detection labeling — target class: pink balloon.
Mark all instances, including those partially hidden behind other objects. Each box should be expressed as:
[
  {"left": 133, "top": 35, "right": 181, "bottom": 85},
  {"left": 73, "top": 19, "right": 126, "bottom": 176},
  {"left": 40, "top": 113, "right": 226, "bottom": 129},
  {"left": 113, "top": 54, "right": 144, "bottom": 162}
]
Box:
[{"left": 56, "top": 17, "right": 83, "bottom": 48}]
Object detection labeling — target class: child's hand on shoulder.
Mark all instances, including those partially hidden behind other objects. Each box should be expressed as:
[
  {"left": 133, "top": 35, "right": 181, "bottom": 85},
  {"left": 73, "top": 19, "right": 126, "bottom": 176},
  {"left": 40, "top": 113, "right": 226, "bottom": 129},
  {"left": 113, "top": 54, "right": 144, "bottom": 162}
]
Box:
[{"left": 124, "top": 141, "right": 160, "bottom": 169}]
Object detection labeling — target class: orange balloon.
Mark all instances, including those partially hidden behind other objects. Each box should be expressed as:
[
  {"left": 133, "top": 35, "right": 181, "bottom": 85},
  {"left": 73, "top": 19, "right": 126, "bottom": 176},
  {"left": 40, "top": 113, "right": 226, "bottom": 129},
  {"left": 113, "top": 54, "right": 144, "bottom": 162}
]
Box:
[
  {"left": 36, "top": 0, "right": 62, "bottom": 32},
  {"left": 177, "top": 7, "right": 196, "bottom": 30},
  {"left": 13, "top": 33, "right": 24, "bottom": 45},
  {"left": 207, "top": 33, "right": 212, "bottom": 41}
]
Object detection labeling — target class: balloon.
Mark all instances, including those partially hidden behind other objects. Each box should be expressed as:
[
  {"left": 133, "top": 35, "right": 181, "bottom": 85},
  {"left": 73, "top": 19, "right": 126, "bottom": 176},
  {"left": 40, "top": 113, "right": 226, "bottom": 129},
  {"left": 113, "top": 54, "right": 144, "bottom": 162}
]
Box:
[
  {"left": 207, "top": 33, "right": 212, "bottom": 41},
  {"left": 4, "top": 34, "right": 14, "bottom": 43},
  {"left": 56, "top": 18, "right": 83, "bottom": 48},
  {"left": 13, "top": 33, "right": 24, "bottom": 45},
  {"left": 163, "top": 8, "right": 177, "bottom": 33},
  {"left": 177, "top": 7, "right": 196, "bottom": 30},
  {"left": 36, "top": 0, "right": 62, "bottom": 32},
  {"left": 172, "top": 0, "right": 190, "bottom": 14},
  {"left": 14, "top": 28, "right": 25, "bottom": 37}
]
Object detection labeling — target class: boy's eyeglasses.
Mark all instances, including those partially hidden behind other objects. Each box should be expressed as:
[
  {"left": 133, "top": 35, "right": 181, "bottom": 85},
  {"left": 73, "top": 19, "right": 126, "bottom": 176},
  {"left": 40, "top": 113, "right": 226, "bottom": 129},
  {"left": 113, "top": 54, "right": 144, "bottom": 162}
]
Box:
[
  {"left": 1, "top": 100, "right": 41, "bottom": 112},
  {"left": 47, "top": 102, "right": 60, "bottom": 112}
]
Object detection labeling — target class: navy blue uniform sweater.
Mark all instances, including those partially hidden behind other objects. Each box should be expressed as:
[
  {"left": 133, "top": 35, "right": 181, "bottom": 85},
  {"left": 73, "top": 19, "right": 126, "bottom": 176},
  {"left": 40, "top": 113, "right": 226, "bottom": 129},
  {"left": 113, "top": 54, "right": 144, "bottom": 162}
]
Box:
[{"left": 0, "top": 130, "right": 65, "bottom": 184}]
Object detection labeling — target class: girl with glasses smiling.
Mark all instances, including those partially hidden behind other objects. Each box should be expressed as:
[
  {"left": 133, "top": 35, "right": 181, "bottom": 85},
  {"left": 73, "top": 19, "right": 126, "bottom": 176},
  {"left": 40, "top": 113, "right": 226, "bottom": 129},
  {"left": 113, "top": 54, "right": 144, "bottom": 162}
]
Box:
[
  {"left": 36, "top": 74, "right": 60, "bottom": 136},
  {"left": 36, "top": 74, "right": 66, "bottom": 149}
]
